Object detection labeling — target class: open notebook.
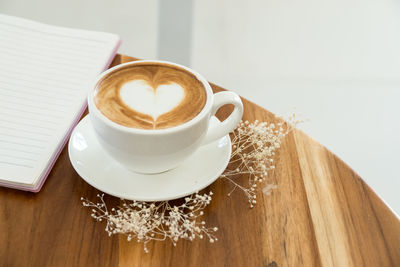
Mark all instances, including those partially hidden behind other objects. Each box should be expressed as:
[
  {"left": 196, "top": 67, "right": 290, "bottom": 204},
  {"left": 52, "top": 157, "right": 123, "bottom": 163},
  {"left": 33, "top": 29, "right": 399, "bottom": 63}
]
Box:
[{"left": 0, "top": 14, "right": 121, "bottom": 192}]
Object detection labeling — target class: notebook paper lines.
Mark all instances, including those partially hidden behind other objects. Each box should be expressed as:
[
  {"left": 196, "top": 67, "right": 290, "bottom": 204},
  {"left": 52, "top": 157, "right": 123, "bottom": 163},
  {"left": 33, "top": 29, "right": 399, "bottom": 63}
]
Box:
[
  {"left": 0, "top": 104, "right": 63, "bottom": 119},
  {"left": 0, "top": 113, "right": 58, "bottom": 128},
  {"left": 0, "top": 22, "right": 109, "bottom": 46},
  {"left": 0, "top": 46, "right": 99, "bottom": 70},
  {"left": 0, "top": 118, "right": 57, "bottom": 131},
  {"left": 0, "top": 140, "right": 44, "bottom": 165},
  {"left": 0, "top": 51, "right": 93, "bottom": 80},
  {"left": 0, "top": 80, "right": 80, "bottom": 97},
  {"left": 0, "top": 139, "right": 45, "bottom": 149},
  {"left": 0, "top": 161, "right": 34, "bottom": 168},
  {"left": 0, "top": 73, "right": 86, "bottom": 92},
  {"left": 0, "top": 146, "right": 41, "bottom": 155},
  {"left": 0, "top": 19, "right": 110, "bottom": 44},
  {"left": 0, "top": 85, "right": 75, "bottom": 102},
  {"left": 0, "top": 92, "right": 70, "bottom": 109},
  {"left": 0, "top": 122, "right": 52, "bottom": 139},
  {"left": 0, "top": 86, "right": 72, "bottom": 106},
  {"left": 0, "top": 132, "right": 49, "bottom": 142},
  {"left": 0, "top": 99, "right": 67, "bottom": 115},
  {"left": 0, "top": 52, "right": 95, "bottom": 75},
  {"left": 0, "top": 32, "right": 105, "bottom": 59},
  {"left": 0, "top": 22, "right": 111, "bottom": 62},
  {"left": 0, "top": 43, "right": 102, "bottom": 67},
  {"left": 0, "top": 125, "right": 52, "bottom": 137},
  {"left": 0, "top": 152, "right": 37, "bottom": 161},
  {"left": 0, "top": 57, "right": 91, "bottom": 79},
  {"left": 0, "top": 63, "right": 92, "bottom": 87}
]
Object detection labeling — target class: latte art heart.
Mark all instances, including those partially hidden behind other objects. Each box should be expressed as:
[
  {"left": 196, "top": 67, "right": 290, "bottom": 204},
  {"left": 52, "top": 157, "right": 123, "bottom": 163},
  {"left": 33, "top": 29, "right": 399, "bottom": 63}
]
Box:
[
  {"left": 119, "top": 80, "right": 184, "bottom": 120},
  {"left": 94, "top": 62, "right": 207, "bottom": 130}
]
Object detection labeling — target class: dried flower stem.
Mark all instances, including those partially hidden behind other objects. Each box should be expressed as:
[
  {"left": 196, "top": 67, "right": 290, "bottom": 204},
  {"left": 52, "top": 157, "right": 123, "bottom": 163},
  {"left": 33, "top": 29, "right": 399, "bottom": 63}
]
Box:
[
  {"left": 221, "top": 114, "right": 303, "bottom": 207},
  {"left": 81, "top": 192, "right": 217, "bottom": 253},
  {"left": 81, "top": 113, "right": 303, "bottom": 252}
]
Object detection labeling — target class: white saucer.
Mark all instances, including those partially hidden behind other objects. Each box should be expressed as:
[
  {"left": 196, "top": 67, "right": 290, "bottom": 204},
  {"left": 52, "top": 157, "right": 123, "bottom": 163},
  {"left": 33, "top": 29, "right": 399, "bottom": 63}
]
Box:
[{"left": 68, "top": 116, "right": 231, "bottom": 201}]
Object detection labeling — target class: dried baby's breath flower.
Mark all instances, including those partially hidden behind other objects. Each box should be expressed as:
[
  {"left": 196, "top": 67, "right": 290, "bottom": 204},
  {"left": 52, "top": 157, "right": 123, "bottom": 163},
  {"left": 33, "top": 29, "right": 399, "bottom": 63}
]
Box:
[
  {"left": 81, "top": 192, "right": 217, "bottom": 253},
  {"left": 221, "top": 114, "right": 303, "bottom": 207},
  {"left": 82, "top": 112, "right": 303, "bottom": 252}
]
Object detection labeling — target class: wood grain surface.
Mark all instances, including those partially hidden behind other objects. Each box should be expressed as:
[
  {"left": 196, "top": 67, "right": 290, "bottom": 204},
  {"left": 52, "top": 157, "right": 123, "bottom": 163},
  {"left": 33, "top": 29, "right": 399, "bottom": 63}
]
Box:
[{"left": 0, "top": 54, "right": 399, "bottom": 267}]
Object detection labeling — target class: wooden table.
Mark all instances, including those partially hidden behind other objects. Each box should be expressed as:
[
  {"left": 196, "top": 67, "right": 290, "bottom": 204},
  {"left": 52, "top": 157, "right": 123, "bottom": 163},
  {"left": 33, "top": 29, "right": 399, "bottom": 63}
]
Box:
[{"left": 1, "top": 55, "right": 399, "bottom": 267}]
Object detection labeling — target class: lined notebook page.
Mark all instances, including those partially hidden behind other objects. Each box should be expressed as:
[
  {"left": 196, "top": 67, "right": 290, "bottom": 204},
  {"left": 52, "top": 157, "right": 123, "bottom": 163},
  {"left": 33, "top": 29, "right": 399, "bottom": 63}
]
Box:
[{"left": 0, "top": 14, "right": 120, "bottom": 188}]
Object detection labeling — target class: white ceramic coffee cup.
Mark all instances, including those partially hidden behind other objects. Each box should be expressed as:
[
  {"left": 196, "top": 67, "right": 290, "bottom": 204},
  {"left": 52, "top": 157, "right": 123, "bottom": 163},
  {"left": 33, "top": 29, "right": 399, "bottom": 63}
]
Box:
[{"left": 88, "top": 60, "right": 243, "bottom": 173}]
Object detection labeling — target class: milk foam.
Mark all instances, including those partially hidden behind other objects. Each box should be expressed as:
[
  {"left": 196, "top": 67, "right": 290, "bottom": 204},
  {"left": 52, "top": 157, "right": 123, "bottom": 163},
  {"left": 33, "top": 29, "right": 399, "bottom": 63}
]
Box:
[
  {"left": 119, "top": 79, "right": 185, "bottom": 120},
  {"left": 94, "top": 62, "right": 207, "bottom": 129}
]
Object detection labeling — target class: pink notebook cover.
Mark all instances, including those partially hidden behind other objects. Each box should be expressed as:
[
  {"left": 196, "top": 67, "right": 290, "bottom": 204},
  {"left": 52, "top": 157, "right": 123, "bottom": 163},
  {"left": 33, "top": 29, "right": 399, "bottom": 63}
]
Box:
[{"left": 0, "top": 38, "right": 121, "bottom": 193}]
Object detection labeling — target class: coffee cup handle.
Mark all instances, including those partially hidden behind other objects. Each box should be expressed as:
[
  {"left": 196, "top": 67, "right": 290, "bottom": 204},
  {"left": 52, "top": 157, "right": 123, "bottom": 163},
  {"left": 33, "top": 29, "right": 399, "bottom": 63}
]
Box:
[{"left": 202, "top": 91, "right": 244, "bottom": 145}]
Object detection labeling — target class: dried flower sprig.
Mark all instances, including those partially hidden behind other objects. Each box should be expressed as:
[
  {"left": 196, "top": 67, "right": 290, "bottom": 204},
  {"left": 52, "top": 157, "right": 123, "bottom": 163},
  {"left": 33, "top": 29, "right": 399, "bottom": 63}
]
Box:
[
  {"left": 221, "top": 114, "right": 303, "bottom": 207},
  {"left": 81, "top": 192, "right": 217, "bottom": 253},
  {"left": 81, "top": 113, "right": 303, "bottom": 252}
]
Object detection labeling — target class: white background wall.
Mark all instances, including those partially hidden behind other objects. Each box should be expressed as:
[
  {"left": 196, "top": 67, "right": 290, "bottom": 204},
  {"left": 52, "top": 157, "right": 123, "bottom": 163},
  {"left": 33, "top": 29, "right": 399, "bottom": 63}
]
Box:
[
  {"left": 1, "top": 0, "right": 399, "bottom": 215},
  {"left": 190, "top": 0, "right": 400, "bottom": 215}
]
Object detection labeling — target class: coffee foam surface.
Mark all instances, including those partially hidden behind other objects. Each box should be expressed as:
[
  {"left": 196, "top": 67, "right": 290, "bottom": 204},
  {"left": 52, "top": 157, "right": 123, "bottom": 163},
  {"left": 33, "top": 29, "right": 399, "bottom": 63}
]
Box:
[{"left": 94, "top": 63, "right": 207, "bottom": 130}]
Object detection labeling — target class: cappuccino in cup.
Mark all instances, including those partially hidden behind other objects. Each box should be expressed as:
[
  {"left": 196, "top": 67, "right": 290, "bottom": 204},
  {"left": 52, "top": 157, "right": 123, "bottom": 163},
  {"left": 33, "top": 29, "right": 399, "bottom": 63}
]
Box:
[
  {"left": 94, "top": 62, "right": 207, "bottom": 130},
  {"left": 88, "top": 60, "right": 243, "bottom": 173}
]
